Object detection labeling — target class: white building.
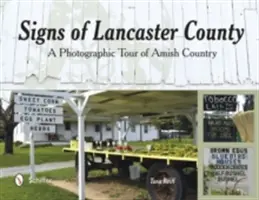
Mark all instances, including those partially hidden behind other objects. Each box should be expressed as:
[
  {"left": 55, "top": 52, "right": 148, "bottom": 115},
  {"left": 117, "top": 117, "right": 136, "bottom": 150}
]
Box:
[{"left": 13, "top": 120, "right": 159, "bottom": 143}]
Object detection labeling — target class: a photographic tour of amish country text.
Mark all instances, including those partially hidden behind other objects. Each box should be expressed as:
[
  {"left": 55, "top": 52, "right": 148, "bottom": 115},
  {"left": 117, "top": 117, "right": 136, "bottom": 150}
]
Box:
[
  {"left": 203, "top": 147, "right": 254, "bottom": 196},
  {"left": 203, "top": 94, "right": 255, "bottom": 143}
]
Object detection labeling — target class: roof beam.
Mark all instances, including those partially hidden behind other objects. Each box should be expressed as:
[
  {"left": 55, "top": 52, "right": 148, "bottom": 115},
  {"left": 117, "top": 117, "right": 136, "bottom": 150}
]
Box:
[
  {"left": 98, "top": 107, "right": 190, "bottom": 116},
  {"left": 96, "top": 93, "right": 196, "bottom": 104},
  {"left": 64, "top": 98, "right": 196, "bottom": 109},
  {"left": 63, "top": 103, "right": 195, "bottom": 115}
]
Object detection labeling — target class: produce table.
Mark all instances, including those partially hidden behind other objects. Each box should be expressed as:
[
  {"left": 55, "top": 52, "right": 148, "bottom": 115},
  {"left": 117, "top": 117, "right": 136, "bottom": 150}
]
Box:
[
  {"left": 63, "top": 143, "right": 198, "bottom": 163},
  {"left": 63, "top": 139, "right": 198, "bottom": 200}
]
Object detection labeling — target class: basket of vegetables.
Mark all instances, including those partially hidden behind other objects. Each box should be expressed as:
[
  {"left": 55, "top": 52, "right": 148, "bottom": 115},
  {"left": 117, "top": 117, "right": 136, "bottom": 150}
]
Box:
[
  {"left": 115, "top": 145, "right": 133, "bottom": 153},
  {"left": 123, "top": 145, "right": 133, "bottom": 152},
  {"left": 116, "top": 146, "right": 124, "bottom": 152}
]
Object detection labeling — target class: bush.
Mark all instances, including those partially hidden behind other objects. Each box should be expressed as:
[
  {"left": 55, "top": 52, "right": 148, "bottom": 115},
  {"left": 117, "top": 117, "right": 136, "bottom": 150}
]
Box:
[
  {"left": 14, "top": 141, "right": 23, "bottom": 147},
  {"left": 71, "top": 136, "right": 77, "bottom": 140},
  {"left": 84, "top": 137, "right": 94, "bottom": 142}
]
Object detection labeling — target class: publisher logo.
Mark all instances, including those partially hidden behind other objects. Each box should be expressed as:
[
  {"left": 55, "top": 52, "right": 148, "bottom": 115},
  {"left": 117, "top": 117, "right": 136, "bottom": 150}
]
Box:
[{"left": 14, "top": 173, "right": 24, "bottom": 187}]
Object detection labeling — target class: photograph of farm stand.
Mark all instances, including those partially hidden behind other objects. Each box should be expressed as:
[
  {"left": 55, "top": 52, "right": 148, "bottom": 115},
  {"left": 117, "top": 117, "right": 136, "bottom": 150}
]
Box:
[
  {"left": 1, "top": 90, "right": 256, "bottom": 200},
  {"left": 59, "top": 90, "right": 255, "bottom": 200},
  {"left": 59, "top": 90, "right": 198, "bottom": 200}
]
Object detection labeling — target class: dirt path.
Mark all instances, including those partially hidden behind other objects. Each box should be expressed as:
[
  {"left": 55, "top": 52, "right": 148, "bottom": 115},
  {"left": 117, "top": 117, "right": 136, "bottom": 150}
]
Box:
[
  {"left": 50, "top": 180, "right": 110, "bottom": 200},
  {"left": 50, "top": 176, "right": 197, "bottom": 200},
  {"left": 50, "top": 177, "right": 148, "bottom": 200}
]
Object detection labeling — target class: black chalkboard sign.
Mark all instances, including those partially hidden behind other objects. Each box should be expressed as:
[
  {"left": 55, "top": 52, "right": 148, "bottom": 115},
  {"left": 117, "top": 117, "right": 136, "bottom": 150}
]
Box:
[
  {"left": 204, "top": 118, "right": 237, "bottom": 142},
  {"left": 203, "top": 95, "right": 237, "bottom": 112}
]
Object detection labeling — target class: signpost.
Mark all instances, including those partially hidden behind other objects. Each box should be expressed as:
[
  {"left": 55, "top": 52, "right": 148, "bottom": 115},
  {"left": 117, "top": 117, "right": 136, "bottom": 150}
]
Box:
[
  {"left": 14, "top": 92, "right": 64, "bottom": 179},
  {"left": 12, "top": 90, "right": 104, "bottom": 200}
]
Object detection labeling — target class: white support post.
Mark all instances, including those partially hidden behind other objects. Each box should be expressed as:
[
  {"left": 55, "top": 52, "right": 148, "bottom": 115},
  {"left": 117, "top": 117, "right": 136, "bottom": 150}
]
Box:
[
  {"left": 78, "top": 98, "right": 85, "bottom": 200},
  {"left": 194, "top": 113, "right": 198, "bottom": 145},
  {"left": 121, "top": 120, "right": 125, "bottom": 142},
  {"left": 140, "top": 124, "right": 143, "bottom": 141},
  {"left": 116, "top": 121, "right": 122, "bottom": 145},
  {"left": 65, "top": 93, "right": 92, "bottom": 200},
  {"left": 122, "top": 122, "right": 131, "bottom": 142},
  {"left": 111, "top": 117, "right": 116, "bottom": 140},
  {"left": 78, "top": 100, "right": 90, "bottom": 200},
  {"left": 29, "top": 132, "right": 35, "bottom": 180}
]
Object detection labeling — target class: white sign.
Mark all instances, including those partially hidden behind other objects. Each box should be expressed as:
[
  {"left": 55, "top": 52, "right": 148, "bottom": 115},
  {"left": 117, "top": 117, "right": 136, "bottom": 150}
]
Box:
[
  {"left": 28, "top": 125, "right": 56, "bottom": 133},
  {"left": 14, "top": 104, "right": 63, "bottom": 115},
  {"left": 14, "top": 114, "right": 63, "bottom": 124},
  {"left": 204, "top": 147, "right": 254, "bottom": 196},
  {"left": 14, "top": 94, "right": 63, "bottom": 106}
]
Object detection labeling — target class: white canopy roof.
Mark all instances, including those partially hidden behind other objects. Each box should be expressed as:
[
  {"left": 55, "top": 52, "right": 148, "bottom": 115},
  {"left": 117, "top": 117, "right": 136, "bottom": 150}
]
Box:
[
  {"left": 10, "top": 90, "right": 197, "bottom": 123},
  {"left": 63, "top": 90, "right": 197, "bottom": 122}
]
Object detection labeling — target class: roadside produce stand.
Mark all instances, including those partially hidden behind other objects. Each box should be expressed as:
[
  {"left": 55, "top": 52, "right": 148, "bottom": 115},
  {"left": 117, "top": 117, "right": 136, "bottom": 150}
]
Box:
[
  {"left": 59, "top": 91, "right": 198, "bottom": 200},
  {"left": 63, "top": 139, "right": 198, "bottom": 200},
  {"left": 61, "top": 91, "right": 254, "bottom": 200}
]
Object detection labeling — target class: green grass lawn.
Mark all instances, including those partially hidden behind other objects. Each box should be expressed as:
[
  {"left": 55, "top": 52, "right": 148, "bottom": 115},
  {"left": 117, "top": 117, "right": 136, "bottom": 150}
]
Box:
[
  {"left": 0, "top": 143, "right": 74, "bottom": 168},
  {"left": 0, "top": 167, "right": 87, "bottom": 200},
  {"left": 0, "top": 166, "right": 147, "bottom": 200}
]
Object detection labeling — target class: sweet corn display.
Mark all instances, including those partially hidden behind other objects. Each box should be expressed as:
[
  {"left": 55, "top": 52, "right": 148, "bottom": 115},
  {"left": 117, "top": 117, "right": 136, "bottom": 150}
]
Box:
[
  {"left": 72, "top": 139, "right": 198, "bottom": 158},
  {"left": 107, "top": 141, "right": 198, "bottom": 158},
  {"left": 137, "top": 143, "right": 197, "bottom": 158},
  {"left": 232, "top": 110, "right": 254, "bottom": 142}
]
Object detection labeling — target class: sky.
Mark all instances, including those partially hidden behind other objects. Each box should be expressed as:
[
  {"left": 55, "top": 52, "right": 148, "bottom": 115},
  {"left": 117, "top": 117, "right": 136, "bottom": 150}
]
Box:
[{"left": 0, "top": 90, "right": 11, "bottom": 109}]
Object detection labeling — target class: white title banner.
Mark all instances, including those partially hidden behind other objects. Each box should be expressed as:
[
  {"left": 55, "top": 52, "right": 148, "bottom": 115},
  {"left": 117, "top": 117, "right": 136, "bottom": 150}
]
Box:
[{"left": 0, "top": 0, "right": 258, "bottom": 89}]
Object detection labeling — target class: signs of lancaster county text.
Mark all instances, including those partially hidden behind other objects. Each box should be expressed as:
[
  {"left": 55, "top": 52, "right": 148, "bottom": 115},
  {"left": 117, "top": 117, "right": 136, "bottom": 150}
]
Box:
[{"left": 18, "top": 19, "right": 244, "bottom": 60}]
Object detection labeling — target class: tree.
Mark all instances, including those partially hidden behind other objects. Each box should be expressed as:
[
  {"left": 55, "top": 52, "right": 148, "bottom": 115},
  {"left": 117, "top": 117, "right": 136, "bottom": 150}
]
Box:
[
  {"left": 0, "top": 98, "right": 18, "bottom": 154},
  {"left": 243, "top": 95, "right": 254, "bottom": 111},
  {"left": 150, "top": 115, "right": 192, "bottom": 138}
]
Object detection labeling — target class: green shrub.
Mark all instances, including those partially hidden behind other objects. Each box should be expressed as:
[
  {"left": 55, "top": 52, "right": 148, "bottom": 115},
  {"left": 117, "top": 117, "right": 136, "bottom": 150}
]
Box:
[
  {"left": 84, "top": 137, "right": 94, "bottom": 142},
  {"left": 14, "top": 141, "right": 23, "bottom": 147}
]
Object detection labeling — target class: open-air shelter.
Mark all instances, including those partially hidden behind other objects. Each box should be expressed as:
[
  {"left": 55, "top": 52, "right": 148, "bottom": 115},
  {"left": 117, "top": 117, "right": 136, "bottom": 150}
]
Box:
[{"left": 11, "top": 90, "right": 198, "bottom": 200}]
